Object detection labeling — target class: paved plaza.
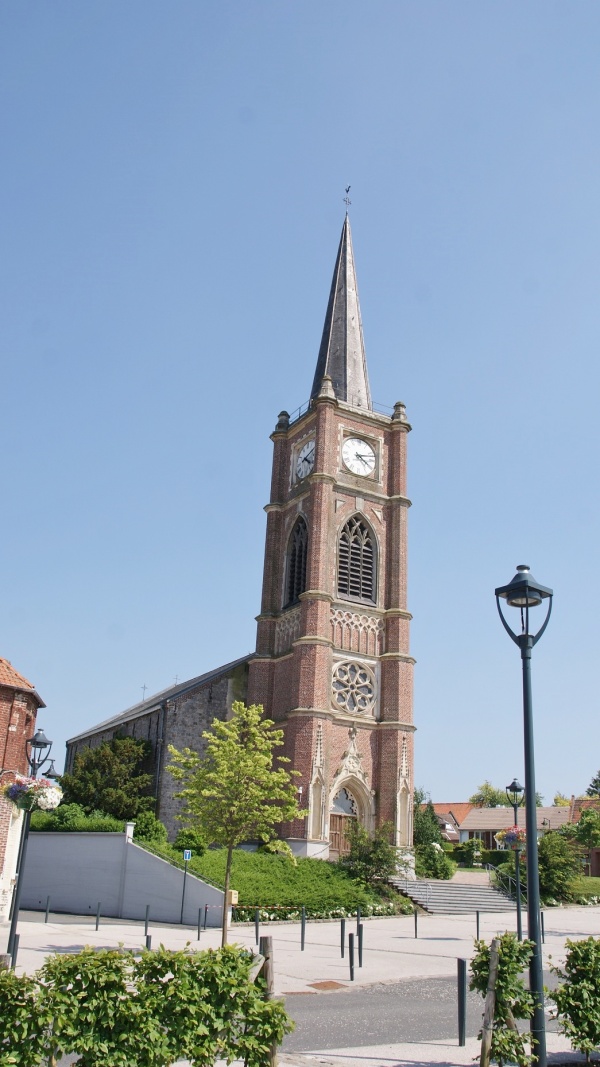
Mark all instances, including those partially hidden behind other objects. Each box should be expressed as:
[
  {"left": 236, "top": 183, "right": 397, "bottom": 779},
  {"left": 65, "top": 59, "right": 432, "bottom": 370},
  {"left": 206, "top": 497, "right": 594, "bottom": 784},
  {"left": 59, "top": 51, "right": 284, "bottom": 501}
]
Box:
[{"left": 3, "top": 905, "right": 600, "bottom": 1066}]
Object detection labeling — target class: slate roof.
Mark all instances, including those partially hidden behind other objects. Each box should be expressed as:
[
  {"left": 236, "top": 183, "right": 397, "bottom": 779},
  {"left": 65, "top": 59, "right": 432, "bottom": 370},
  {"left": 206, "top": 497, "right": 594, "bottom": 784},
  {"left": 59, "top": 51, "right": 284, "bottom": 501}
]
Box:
[
  {"left": 0, "top": 657, "right": 45, "bottom": 707},
  {"left": 459, "top": 805, "right": 571, "bottom": 832},
  {"left": 310, "top": 214, "right": 372, "bottom": 409},
  {"left": 66, "top": 654, "right": 252, "bottom": 745}
]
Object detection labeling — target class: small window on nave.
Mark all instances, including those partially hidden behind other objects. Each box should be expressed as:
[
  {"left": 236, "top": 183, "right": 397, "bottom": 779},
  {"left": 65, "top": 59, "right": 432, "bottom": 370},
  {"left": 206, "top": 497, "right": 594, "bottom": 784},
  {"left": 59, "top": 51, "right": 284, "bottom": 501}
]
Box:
[
  {"left": 285, "top": 516, "right": 308, "bottom": 607},
  {"left": 337, "top": 515, "right": 376, "bottom": 603}
]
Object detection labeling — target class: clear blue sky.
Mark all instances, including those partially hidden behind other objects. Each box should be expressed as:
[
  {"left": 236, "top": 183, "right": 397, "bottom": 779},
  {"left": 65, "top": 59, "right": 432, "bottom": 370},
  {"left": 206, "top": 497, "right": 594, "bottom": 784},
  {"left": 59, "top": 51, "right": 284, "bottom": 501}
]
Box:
[{"left": 2, "top": 2, "right": 599, "bottom": 804}]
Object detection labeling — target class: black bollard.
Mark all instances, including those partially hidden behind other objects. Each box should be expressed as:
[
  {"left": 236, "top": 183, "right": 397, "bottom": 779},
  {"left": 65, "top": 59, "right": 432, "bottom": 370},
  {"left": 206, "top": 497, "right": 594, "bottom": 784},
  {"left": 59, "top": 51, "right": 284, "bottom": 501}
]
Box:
[
  {"left": 356, "top": 905, "right": 361, "bottom": 932},
  {"left": 145, "top": 934, "right": 152, "bottom": 951},
  {"left": 45, "top": 896, "right": 50, "bottom": 924},
  {"left": 340, "top": 917, "right": 346, "bottom": 958},
  {"left": 476, "top": 910, "right": 480, "bottom": 940},
  {"left": 348, "top": 932, "right": 355, "bottom": 981},
  {"left": 358, "top": 923, "right": 363, "bottom": 967},
  {"left": 414, "top": 905, "right": 418, "bottom": 938},
  {"left": 204, "top": 904, "right": 208, "bottom": 930},
  {"left": 197, "top": 908, "right": 202, "bottom": 941},
  {"left": 95, "top": 902, "right": 101, "bottom": 931},
  {"left": 11, "top": 934, "right": 19, "bottom": 970},
  {"left": 457, "top": 958, "right": 467, "bottom": 1046},
  {"left": 255, "top": 907, "right": 260, "bottom": 946},
  {"left": 301, "top": 906, "right": 306, "bottom": 951},
  {"left": 144, "top": 904, "right": 150, "bottom": 937}
]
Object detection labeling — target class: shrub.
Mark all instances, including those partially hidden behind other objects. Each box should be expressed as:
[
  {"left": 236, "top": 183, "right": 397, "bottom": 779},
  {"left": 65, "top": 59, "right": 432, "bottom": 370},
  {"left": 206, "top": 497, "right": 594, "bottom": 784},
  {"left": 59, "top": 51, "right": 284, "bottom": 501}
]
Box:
[
  {"left": 470, "top": 932, "right": 534, "bottom": 1067},
  {"left": 30, "top": 806, "right": 124, "bottom": 833},
  {"left": 0, "top": 968, "right": 49, "bottom": 1067},
  {"left": 133, "top": 811, "right": 168, "bottom": 844},
  {"left": 173, "top": 826, "right": 207, "bottom": 855},
  {"left": 415, "top": 843, "right": 456, "bottom": 880},
  {"left": 340, "top": 821, "right": 400, "bottom": 886},
  {"left": 549, "top": 937, "right": 600, "bottom": 1061}
]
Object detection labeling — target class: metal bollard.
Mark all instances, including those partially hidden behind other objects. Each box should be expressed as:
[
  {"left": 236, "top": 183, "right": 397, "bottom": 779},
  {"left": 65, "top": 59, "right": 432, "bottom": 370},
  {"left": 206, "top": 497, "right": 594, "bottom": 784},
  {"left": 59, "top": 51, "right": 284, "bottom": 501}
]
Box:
[
  {"left": 301, "top": 906, "right": 306, "bottom": 951},
  {"left": 144, "top": 904, "right": 150, "bottom": 937},
  {"left": 95, "top": 902, "right": 101, "bottom": 931},
  {"left": 358, "top": 923, "right": 363, "bottom": 967},
  {"left": 255, "top": 907, "right": 260, "bottom": 946},
  {"left": 348, "top": 932, "right": 355, "bottom": 981},
  {"left": 45, "top": 896, "right": 50, "bottom": 923},
  {"left": 145, "top": 934, "right": 152, "bottom": 951},
  {"left": 11, "top": 934, "right": 20, "bottom": 970},
  {"left": 340, "top": 917, "right": 346, "bottom": 958},
  {"left": 204, "top": 904, "right": 208, "bottom": 930},
  {"left": 356, "top": 905, "right": 361, "bottom": 932},
  {"left": 541, "top": 910, "right": 545, "bottom": 944},
  {"left": 476, "top": 910, "right": 480, "bottom": 940},
  {"left": 414, "top": 905, "right": 418, "bottom": 938},
  {"left": 197, "top": 908, "right": 202, "bottom": 941},
  {"left": 457, "top": 958, "right": 467, "bottom": 1046}
]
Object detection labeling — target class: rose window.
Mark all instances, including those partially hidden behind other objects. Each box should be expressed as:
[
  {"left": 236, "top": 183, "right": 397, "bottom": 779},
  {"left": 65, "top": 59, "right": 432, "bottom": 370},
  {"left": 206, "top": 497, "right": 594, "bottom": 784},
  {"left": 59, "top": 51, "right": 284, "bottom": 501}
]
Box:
[{"left": 332, "top": 661, "right": 376, "bottom": 716}]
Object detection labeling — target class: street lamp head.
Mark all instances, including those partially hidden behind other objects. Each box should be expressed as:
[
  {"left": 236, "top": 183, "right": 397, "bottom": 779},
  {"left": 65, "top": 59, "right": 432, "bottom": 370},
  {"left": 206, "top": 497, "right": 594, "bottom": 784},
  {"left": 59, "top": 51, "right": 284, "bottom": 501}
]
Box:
[
  {"left": 495, "top": 566, "right": 553, "bottom": 608},
  {"left": 495, "top": 565, "right": 553, "bottom": 647},
  {"left": 27, "top": 728, "right": 53, "bottom": 756},
  {"left": 44, "top": 760, "right": 60, "bottom": 781},
  {"left": 506, "top": 778, "right": 525, "bottom": 804}
]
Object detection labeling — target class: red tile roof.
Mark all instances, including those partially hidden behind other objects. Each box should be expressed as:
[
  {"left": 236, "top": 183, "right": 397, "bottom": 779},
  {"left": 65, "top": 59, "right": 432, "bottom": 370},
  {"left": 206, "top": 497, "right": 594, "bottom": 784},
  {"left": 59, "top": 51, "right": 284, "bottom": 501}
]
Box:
[
  {"left": 431, "top": 803, "right": 474, "bottom": 826},
  {"left": 0, "top": 658, "right": 45, "bottom": 706}
]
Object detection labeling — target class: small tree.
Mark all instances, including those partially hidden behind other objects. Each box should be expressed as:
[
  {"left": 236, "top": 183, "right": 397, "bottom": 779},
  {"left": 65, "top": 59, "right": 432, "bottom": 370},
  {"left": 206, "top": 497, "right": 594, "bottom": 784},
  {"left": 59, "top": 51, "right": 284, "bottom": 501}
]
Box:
[
  {"left": 413, "top": 788, "right": 444, "bottom": 846},
  {"left": 60, "top": 736, "right": 155, "bottom": 820},
  {"left": 168, "top": 701, "right": 302, "bottom": 945},
  {"left": 469, "top": 781, "right": 543, "bottom": 807},
  {"left": 536, "top": 831, "right": 581, "bottom": 901},
  {"left": 574, "top": 808, "right": 600, "bottom": 849},
  {"left": 341, "top": 820, "right": 399, "bottom": 886},
  {"left": 553, "top": 791, "right": 570, "bottom": 806},
  {"left": 587, "top": 770, "right": 600, "bottom": 797}
]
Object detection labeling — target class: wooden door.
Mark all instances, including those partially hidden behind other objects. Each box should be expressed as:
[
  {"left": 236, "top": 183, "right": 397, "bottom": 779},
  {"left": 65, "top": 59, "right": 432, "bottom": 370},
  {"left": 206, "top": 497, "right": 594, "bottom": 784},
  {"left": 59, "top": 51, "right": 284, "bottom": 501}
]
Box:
[{"left": 329, "top": 814, "right": 357, "bottom": 856}]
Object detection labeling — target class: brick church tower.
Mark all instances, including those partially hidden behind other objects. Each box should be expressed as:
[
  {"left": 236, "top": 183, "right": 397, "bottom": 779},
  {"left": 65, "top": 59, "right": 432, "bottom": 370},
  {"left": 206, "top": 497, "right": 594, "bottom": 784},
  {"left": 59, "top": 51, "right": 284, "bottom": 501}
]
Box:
[{"left": 247, "top": 215, "right": 415, "bottom": 859}]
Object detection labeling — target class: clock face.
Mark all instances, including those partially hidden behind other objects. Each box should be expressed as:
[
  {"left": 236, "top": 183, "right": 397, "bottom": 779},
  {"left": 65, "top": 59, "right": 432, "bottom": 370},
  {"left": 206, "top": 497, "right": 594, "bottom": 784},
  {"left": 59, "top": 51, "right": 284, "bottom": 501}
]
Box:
[
  {"left": 296, "top": 439, "right": 315, "bottom": 479},
  {"left": 342, "top": 437, "right": 376, "bottom": 476}
]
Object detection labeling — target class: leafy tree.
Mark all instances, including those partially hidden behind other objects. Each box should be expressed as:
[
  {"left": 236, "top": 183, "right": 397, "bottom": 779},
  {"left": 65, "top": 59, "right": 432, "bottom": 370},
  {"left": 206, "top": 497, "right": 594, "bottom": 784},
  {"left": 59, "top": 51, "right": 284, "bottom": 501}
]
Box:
[
  {"left": 537, "top": 831, "right": 581, "bottom": 901},
  {"left": 553, "top": 792, "right": 570, "bottom": 806},
  {"left": 469, "top": 780, "right": 543, "bottom": 807},
  {"left": 415, "top": 843, "right": 455, "bottom": 879},
  {"left": 168, "top": 701, "right": 302, "bottom": 945},
  {"left": 413, "top": 788, "right": 443, "bottom": 846},
  {"left": 587, "top": 770, "right": 600, "bottom": 797},
  {"left": 340, "top": 820, "right": 399, "bottom": 886},
  {"left": 574, "top": 809, "right": 600, "bottom": 849},
  {"left": 133, "top": 811, "right": 168, "bottom": 844},
  {"left": 60, "top": 736, "right": 155, "bottom": 820}
]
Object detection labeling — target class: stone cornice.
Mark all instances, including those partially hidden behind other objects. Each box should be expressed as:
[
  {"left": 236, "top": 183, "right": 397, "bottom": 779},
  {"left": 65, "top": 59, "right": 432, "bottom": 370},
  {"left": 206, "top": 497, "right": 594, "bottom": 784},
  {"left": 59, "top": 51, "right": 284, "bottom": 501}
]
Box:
[
  {"left": 384, "top": 609, "right": 413, "bottom": 621},
  {"left": 299, "top": 590, "right": 333, "bottom": 603},
  {"left": 292, "top": 636, "right": 333, "bottom": 648},
  {"left": 376, "top": 721, "right": 417, "bottom": 732},
  {"left": 379, "top": 652, "right": 417, "bottom": 665}
]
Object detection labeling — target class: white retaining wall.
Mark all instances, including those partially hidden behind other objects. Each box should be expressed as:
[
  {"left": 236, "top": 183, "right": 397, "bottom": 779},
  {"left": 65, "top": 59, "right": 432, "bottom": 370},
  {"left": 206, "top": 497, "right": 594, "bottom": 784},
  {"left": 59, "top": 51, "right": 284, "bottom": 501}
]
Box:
[{"left": 21, "top": 832, "right": 225, "bottom": 926}]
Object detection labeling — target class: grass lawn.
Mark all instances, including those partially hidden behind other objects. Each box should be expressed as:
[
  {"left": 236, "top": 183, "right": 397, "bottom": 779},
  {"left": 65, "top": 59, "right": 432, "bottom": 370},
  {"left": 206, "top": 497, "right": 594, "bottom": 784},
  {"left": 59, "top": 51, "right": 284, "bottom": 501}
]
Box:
[
  {"left": 144, "top": 843, "right": 412, "bottom": 919},
  {"left": 571, "top": 875, "right": 600, "bottom": 899}
]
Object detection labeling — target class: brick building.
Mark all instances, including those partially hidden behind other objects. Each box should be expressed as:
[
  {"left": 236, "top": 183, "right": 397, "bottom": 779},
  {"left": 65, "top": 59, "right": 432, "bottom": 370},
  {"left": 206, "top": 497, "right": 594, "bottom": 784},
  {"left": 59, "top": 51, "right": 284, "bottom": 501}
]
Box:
[
  {"left": 0, "top": 658, "right": 45, "bottom": 920},
  {"left": 66, "top": 216, "right": 416, "bottom": 857}
]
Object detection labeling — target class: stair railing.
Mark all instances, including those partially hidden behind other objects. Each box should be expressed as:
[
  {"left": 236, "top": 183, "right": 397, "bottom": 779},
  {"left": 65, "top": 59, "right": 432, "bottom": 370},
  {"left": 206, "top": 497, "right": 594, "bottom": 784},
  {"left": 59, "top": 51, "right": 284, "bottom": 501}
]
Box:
[{"left": 485, "top": 862, "right": 526, "bottom": 903}]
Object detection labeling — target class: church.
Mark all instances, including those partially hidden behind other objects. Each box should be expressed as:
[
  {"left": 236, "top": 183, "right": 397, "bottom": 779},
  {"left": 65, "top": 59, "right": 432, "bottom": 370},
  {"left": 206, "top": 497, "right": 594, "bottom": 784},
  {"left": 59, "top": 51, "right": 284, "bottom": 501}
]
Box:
[{"left": 66, "top": 215, "right": 416, "bottom": 860}]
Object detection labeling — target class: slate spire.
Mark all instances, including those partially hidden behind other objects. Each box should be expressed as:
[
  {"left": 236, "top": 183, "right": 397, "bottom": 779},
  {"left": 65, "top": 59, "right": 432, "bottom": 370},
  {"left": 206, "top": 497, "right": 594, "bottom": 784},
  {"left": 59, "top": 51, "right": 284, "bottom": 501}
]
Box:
[{"left": 311, "top": 214, "right": 372, "bottom": 409}]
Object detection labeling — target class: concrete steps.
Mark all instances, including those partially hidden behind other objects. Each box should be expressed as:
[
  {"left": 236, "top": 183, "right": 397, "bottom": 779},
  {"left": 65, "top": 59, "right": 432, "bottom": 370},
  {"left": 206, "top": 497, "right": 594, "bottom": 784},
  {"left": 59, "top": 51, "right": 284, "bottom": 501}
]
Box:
[{"left": 390, "top": 877, "right": 514, "bottom": 914}]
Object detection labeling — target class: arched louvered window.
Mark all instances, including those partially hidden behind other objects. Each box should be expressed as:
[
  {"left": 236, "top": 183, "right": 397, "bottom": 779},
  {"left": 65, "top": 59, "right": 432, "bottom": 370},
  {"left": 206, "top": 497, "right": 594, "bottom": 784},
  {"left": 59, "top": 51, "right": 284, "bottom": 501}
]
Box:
[
  {"left": 338, "top": 516, "right": 376, "bottom": 602},
  {"left": 285, "top": 517, "right": 308, "bottom": 607}
]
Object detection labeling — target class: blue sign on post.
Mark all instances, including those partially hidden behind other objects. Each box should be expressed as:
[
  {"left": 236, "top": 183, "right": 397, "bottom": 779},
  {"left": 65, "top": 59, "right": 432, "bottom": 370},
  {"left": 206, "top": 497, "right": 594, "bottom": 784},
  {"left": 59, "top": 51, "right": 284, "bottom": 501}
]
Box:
[{"left": 183, "top": 850, "right": 192, "bottom": 861}]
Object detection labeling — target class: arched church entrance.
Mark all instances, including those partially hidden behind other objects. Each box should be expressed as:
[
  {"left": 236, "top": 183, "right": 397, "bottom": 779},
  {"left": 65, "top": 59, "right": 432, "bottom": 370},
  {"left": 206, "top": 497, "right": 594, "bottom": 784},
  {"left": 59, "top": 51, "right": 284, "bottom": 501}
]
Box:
[{"left": 329, "top": 787, "right": 358, "bottom": 858}]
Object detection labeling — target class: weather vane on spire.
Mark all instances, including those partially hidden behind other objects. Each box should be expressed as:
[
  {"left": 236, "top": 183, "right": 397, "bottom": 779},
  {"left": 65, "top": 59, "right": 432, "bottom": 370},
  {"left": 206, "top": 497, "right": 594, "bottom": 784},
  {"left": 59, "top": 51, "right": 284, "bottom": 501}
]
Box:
[{"left": 343, "top": 185, "right": 351, "bottom": 210}]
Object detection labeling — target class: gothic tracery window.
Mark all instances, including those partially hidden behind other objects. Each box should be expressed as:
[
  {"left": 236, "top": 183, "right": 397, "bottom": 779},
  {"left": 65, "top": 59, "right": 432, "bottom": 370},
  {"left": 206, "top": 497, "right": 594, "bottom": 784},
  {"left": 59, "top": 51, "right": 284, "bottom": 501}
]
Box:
[
  {"left": 337, "top": 516, "right": 376, "bottom": 602},
  {"left": 285, "top": 516, "right": 308, "bottom": 607}
]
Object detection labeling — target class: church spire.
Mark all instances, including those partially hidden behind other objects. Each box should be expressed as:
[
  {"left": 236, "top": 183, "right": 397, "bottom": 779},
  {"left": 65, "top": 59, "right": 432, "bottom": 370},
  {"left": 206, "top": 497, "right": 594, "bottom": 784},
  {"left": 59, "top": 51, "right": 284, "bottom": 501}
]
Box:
[{"left": 310, "top": 215, "right": 372, "bottom": 410}]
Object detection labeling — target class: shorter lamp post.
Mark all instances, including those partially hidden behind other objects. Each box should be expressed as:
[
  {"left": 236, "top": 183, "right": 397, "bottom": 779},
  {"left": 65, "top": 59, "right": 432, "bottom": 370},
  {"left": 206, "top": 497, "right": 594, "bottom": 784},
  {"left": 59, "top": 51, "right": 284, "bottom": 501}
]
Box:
[
  {"left": 6, "top": 729, "right": 57, "bottom": 958},
  {"left": 506, "top": 778, "right": 525, "bottom": 941},
  {"left": 496, "top": 565, "right": 553, "bottom": 1067}
]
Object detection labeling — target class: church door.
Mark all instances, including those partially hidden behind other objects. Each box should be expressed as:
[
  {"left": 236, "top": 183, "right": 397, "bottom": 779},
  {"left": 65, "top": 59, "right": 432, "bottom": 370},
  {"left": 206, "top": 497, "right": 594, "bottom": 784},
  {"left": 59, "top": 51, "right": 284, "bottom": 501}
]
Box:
[{"left": 329, "top": 787, "right": 359, "bottom": 859}]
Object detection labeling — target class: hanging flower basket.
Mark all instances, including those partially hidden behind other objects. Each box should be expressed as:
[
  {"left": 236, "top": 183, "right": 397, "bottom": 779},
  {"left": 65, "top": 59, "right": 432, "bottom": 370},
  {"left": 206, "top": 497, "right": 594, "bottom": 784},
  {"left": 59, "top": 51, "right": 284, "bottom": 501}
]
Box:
[
  {"left": 495, "top": 825, "right": 526, "bottom": 850},
  {"left": 2, "top": 775, "right": 62, "bottom": 813}
]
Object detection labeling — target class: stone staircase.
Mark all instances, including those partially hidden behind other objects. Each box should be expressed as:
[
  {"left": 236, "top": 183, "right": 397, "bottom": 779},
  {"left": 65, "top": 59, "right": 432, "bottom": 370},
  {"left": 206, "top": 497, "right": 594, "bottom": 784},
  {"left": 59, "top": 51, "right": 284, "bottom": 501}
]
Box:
[{"left": 390, "top": 876, "right": 514, "bottom": 914}]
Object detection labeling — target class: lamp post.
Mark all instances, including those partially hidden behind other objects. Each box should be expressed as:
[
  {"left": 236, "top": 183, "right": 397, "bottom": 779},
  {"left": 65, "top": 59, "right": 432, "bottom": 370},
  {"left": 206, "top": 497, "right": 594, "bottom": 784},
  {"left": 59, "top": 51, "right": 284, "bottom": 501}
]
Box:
[
  {"left": 496, "top": 565, "right": 552, "bottom": 1067},
  {"left": 6, "top": 729, "right": 55, "bottom": 958},
  {"left": 506, "top": 777, "right": 525, "bottom": 941}
]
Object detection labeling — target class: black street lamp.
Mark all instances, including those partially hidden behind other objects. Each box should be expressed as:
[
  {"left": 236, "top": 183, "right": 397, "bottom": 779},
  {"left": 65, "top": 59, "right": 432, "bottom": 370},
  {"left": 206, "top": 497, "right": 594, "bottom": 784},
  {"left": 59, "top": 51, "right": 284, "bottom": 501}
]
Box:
[
  {"left": 505, "top": 777, "right": 525, "bottom": 941},
  {"left": 496, "top": 565, "right": 553, "bottom": 1067},
  {"left": 6, "top": 728, "right": 55, "bottom": 959}
]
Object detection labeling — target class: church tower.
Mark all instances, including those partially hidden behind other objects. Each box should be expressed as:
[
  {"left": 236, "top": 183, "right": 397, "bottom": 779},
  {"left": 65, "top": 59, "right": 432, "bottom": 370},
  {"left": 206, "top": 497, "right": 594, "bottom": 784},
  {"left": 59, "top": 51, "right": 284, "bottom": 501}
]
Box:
[{"left": 248, "top": 215, "right": 415, "bottom": 859}]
